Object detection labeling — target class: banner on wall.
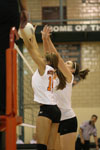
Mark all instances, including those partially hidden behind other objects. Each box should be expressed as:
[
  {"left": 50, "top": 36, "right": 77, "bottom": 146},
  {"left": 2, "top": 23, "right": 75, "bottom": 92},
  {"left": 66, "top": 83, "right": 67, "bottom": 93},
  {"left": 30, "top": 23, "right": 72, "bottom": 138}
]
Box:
[
  {"left": 49, "top": 24, "right": 100, "bottom": 32},
  {"left": 36, "top": 24, "right": 100, "bottom": 33},
  {"left": 35, "top": 24, "right": 100, "bottom": 42}
]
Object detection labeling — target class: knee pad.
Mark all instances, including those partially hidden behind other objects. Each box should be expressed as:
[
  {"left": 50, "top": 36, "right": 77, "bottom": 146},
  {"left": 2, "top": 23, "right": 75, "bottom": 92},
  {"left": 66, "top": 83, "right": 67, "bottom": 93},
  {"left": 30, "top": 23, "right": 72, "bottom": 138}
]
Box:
[{"left": 37, "top": 144, "right": 47, "bottom": 150}]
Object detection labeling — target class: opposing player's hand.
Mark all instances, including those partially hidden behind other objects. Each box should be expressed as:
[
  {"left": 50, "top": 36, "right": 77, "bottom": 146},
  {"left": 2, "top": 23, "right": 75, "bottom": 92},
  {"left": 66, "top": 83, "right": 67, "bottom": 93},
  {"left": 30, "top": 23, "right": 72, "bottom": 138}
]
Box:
[
  {"left": 20, "top": 29, "right": 33, "bottom": 50},
  {"left": 20, "top": 10, "right": 28, "bottom": 28}
]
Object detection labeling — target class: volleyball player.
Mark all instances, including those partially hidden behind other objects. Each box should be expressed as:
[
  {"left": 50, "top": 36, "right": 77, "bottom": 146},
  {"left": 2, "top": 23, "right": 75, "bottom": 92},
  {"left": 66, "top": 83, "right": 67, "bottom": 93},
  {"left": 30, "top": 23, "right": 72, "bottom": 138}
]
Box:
[
  {"left": 20, "top": 29, "right": 61, "bottom": 150},
  {"left": 42, "top": 25, "right": 89, "bottom": 150}
]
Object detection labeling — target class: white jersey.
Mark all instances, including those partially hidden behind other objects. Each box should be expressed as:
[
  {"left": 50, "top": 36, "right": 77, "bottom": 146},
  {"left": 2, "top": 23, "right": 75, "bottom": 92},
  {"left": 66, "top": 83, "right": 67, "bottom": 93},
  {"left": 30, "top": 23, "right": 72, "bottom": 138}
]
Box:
[
  {"left": 32, "top": 65, "right": 56, "bottom": 105},
  {"left": 54, "top": 75, "right": 76, "bottom": 121}
]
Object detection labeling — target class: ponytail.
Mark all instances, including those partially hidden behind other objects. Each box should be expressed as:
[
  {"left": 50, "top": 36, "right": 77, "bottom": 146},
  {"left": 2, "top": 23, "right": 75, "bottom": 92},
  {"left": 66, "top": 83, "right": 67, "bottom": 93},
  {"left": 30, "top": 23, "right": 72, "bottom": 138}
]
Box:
[
  {"left": 56, "top": 69, "right": 66, "bottom": 90},
  {"left": 73, "top": 62, "right": 89, "bottom": 79},
  {"left": 79, "top": 69, "right": 90, "bottom": 79}
]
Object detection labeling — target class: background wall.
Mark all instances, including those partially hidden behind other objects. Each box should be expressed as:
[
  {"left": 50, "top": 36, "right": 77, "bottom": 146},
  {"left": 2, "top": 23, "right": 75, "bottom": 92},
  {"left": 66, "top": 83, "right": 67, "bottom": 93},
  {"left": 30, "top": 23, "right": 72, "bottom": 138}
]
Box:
[
  {"left": 72, "top": 42, "right": 100, "bottom": 141},
  {"left": 27, "top": 0, "right": 100, "bottom": 24}
]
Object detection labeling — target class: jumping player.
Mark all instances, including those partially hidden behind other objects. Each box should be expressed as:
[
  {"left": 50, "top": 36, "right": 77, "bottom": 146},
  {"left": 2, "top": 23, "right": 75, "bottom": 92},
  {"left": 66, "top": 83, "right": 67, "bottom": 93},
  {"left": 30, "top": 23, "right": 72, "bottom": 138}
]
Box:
[
  {"left": 20, "top": 29, "right": 61, "bottom": 150},
  {"left": 42, "top": 25, "right": 89, "bottom": 150}
]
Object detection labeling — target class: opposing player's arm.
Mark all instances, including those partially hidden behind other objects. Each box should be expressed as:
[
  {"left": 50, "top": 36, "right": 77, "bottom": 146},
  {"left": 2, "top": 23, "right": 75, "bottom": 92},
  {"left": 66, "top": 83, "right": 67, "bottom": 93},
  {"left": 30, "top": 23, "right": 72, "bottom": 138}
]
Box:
[
  {"left": 20, "top": 29, "right": 45, "bottom": 75},
  {"left": 19, "top": 0, "right": 28, "bottom": 28},
  {"left": 19, "top": 0, "right": 27, "bottom": 10}
]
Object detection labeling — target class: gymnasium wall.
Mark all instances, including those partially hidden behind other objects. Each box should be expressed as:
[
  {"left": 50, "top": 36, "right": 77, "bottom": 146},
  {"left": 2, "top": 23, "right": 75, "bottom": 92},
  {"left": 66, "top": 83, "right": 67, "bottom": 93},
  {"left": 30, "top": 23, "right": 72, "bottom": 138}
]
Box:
[
  {"left": 27, "top": 0, "right": 100, "bottom": 24},
  {"left": 67, "top": 0, "right": 100, "bottom": 24},
  {"left": 72, "top": 42, "right": 100, "bottom": 141}
]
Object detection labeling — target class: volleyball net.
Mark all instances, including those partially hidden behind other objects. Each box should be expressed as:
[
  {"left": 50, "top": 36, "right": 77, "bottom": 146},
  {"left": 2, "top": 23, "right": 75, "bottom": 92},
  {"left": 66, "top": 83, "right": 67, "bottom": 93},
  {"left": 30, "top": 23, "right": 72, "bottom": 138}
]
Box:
[{"left": 16, "top": 39, "right": 39, "bottom": 144}]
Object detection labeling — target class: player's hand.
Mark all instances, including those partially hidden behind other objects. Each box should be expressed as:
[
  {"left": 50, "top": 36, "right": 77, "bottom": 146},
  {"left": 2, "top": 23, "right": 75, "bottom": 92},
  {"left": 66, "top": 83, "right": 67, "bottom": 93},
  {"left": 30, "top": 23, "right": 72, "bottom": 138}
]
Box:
[
  {"left": 41, "top": 25, "right": 51, "bottom": 40},
  {"left": 96, "top": 145, "right": 99, "bottom": 150},
  {"left": 80, "top": 138, "right": 85, "bottom": 144},
  {"left": 20, "top": 10, "right": 28, "bottom": 28}
]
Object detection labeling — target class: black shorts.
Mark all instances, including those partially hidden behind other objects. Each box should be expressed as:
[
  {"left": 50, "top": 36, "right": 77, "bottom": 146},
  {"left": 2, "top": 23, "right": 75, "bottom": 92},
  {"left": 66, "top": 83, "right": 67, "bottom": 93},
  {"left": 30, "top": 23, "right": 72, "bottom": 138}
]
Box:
[
  {"left": 58, "top": 117, "right": 78, "bottom": 135},
  {"left": 38, "top": 105, "right": 61, "bottom": 123}
]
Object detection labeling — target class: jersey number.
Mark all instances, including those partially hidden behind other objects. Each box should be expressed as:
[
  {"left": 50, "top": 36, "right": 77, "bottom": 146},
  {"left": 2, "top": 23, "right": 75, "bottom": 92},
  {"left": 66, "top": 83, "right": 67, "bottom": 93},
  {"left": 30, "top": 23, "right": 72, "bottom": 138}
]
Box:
[{"left": 47, "top": 77, "right": 53, "bottom": 91}]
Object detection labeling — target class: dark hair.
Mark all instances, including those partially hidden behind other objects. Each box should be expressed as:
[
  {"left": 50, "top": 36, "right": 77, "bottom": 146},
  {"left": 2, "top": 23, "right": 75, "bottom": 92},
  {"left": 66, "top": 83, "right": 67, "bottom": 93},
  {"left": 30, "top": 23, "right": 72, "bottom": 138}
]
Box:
[
  {"left": 45, "top": 52, "right": 58, "bottom": 69},
  {"left": 72, "top": 62, "right": 90, "bottom": 79},
  {"left": 45, "top": 52, "right": 66, "bottom": 90},
  {"left": 91, "top": 114, "right": 98, "bottom": 119},
  {"left": 56, "top": 69, "right": 66, "bottom": 90}
]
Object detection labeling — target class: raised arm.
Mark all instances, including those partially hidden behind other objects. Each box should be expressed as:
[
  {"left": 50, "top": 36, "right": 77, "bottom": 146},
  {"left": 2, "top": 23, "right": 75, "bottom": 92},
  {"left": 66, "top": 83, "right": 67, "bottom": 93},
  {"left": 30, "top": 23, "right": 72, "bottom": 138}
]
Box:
[
  {"left": 41, "top": 25, "right": 51, "bottom": 54},
  {"left": 20, "top": 28, "right": 45, "bottom": 75},
  {"left": 19, "top": 0, "right": 28, "bottom": 28},
  {"left": 42, "top": 25, "right": 72, "bottom": 83}
]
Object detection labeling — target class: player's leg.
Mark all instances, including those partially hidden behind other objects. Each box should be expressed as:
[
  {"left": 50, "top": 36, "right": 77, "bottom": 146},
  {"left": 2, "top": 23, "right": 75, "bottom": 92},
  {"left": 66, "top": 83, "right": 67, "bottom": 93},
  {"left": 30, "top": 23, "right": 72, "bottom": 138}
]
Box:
[
  {"left": 60, "top": 117, "right": 77, "bottom": 150},
  {"left": 36, "top": 116, "right": 52, "bottom": 150},
  {"left": 47, "top": 105, "right": 61, "bottom": 150},
  {"left": 47, "top": 123, "right": 59, "bottom": 150},
  {"left": 60, "top": 132, "right": 77, "bottom": 150}
]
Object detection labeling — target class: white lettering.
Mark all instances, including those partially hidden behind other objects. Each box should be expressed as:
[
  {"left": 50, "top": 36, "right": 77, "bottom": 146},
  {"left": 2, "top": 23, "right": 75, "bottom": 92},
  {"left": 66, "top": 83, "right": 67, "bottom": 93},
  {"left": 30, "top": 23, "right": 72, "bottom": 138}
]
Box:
[
  {"left": 96, "top": 25, "right": 100, "bottom": 31},
  {"left": 82, "top": 25, "right": 87, "bottom": 31},
  {"left": 53, "top": 26, "right": 59, "bottom": 32},
  {"left": 67, "top": 25, "right": 73, "bottom": 31},
  {"left": 90, "top": 25, "right": 100, "bottom": 31},
  {"left": 49, "top": 25, "right": 73, "bottom": 32},
  {"left": 90, "top": 25, "right": 96, "bottom": 31},
  {"left": 59, "top": 26, "right": 67, "bottom": 31},
  {"left": 49, "top": 25, "right": 100, "bottom": 32},
  {"left": 75, "top": 25, "right": 82, "bottom": 31}
]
